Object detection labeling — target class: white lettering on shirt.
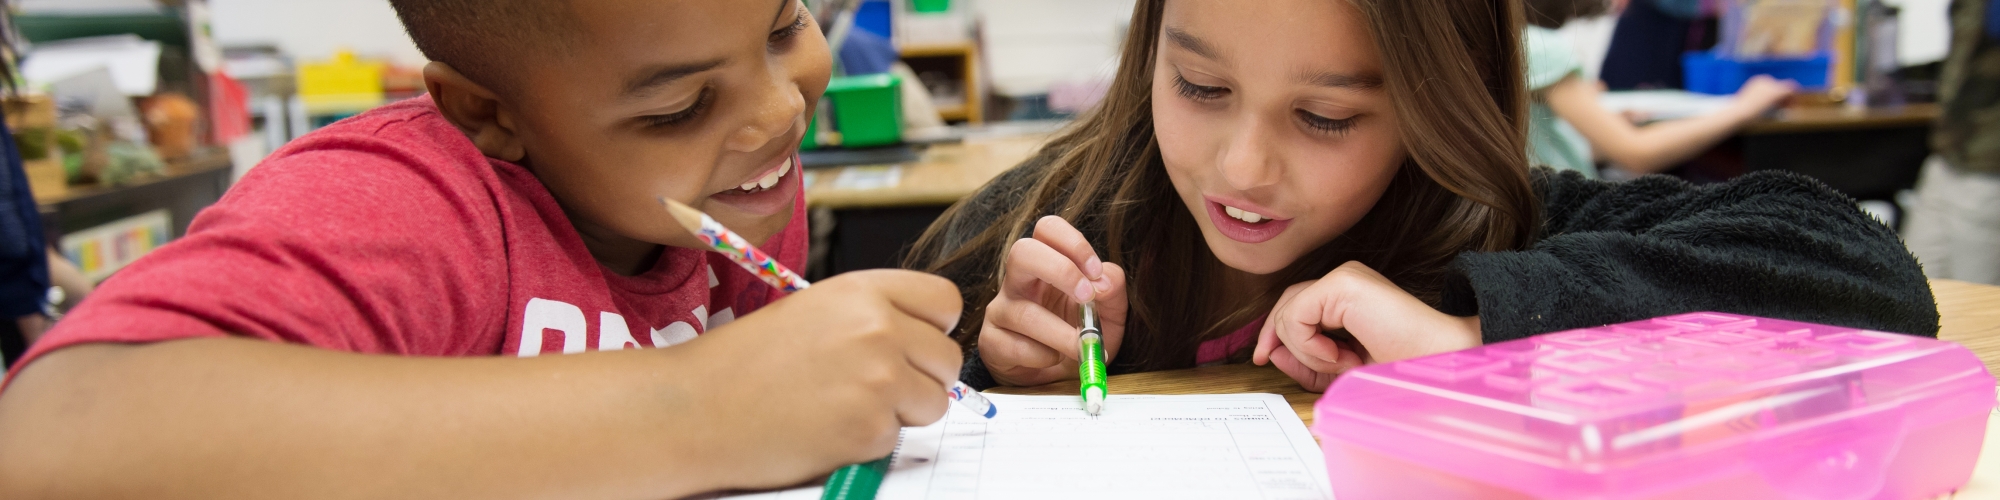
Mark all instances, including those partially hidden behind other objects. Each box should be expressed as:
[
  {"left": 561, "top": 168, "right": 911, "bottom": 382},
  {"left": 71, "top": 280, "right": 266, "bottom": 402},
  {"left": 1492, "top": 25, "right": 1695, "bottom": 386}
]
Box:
[
  {"left": 518, "top": 298, "right": 587, "bottom": 357},
  {"left": 597, "top": 312, "right": 641, "bottom": 351},
  {"left": 517, "top": 298, "right": 722, "bottom": 355},
  {"left": 652, "top": 322, "right": 699, "bottom": 348},
  {"left": 709, "top": 307, "right": 736, "bottom": 330}
]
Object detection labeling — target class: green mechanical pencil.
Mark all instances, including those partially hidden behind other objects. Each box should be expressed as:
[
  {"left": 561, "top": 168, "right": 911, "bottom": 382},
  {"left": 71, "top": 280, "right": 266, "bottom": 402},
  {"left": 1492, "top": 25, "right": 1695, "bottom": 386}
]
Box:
[{"left": 1079, "top": 302, "right": 1109, "bottom": 415}]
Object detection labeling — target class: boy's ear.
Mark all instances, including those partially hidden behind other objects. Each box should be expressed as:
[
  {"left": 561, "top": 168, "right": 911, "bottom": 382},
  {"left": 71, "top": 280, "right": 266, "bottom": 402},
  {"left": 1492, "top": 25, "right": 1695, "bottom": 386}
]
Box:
[{"left": 422, "top": 62, "right": 527, "bottom": 162}]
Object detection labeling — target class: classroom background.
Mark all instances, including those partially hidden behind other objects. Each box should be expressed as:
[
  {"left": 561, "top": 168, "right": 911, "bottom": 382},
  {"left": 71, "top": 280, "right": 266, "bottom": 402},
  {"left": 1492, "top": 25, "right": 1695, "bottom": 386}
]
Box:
[{"left": 1, "top": 0, "right": 1991, "bottom": 353}]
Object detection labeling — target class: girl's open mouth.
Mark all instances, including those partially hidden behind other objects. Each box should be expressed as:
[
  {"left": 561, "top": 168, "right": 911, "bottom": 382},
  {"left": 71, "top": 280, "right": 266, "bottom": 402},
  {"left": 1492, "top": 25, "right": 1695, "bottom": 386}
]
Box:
[{"left": 1204, "top": 198, "right": 1292, "bottom": 244}]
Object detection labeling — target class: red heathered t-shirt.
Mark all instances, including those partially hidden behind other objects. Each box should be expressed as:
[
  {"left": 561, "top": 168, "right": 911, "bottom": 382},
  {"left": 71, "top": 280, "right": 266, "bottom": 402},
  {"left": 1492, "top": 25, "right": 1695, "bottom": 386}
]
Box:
[{"left": 8, "top": 97, "right": 805, "bottom": 376}]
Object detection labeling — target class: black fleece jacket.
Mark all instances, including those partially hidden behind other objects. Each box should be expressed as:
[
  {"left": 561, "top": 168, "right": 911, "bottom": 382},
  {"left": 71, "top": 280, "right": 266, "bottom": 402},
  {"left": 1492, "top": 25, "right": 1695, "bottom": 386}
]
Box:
[{"left": 911, "top": 162, "right": 1940, "bottom": 390}]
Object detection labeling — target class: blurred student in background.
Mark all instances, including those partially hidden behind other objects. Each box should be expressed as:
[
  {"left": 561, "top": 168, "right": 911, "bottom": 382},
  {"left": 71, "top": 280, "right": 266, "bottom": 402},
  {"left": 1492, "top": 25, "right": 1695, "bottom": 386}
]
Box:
[
  {"left": 1904, "top": 0, "right": 2000, "bottom": 285},
  {"left": 0, "top": 112, "right": 47, "bottom": 369},
  {"left": 1599, "top": 0, "right": 1712, "bottom": 90},
  {"left": 0, "top": 4, "right": 48, "bottom": 368},
  {"left": 1525, "top": 0, "right": 1795, "bottom": 178}
]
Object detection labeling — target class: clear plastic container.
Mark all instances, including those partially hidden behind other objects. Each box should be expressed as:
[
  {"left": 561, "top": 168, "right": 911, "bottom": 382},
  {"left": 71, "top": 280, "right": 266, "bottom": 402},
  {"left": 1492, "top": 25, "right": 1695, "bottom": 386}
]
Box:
[{"left": 1313, "top": 312, "right": 1994, "bottom": 499}]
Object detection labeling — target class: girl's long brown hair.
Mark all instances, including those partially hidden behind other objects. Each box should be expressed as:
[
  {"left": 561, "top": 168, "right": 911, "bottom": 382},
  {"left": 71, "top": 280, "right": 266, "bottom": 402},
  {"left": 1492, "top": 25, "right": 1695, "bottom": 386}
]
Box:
[{"left": 907, "top": 0, "right": 1540, "bottom": 373}]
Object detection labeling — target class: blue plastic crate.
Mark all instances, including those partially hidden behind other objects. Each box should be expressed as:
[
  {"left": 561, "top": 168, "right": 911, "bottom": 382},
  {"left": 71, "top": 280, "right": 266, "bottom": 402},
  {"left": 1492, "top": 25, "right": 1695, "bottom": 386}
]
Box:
[
  {"left": 855, "top": 1, "right": 893, "bottom": 41},
  {"left": 1682, "top": 50, "right": 1829, "bottom": 95}
]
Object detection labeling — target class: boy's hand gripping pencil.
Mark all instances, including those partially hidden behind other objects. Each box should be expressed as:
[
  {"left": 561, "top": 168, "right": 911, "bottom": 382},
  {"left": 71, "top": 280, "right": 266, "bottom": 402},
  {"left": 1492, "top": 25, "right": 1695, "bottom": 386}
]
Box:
[
  {"left": 659, "top": 198, "right": 995, "bottom": 500},
  {"left": 1079, "top": 303, "right": 1109, "bottom": 415}
]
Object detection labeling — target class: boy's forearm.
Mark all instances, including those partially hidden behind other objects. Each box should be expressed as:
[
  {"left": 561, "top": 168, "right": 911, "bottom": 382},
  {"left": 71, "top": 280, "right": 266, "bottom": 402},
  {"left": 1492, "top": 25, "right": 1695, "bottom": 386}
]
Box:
[{"left": 0, "top": 337, "right": 738, "bottom": 499}]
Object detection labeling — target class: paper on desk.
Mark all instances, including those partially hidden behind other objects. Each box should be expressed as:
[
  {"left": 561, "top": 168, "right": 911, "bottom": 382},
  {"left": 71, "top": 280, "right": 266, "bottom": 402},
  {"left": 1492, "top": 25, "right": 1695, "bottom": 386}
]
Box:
[
  {"left": 829, "top": 166, "right": 903, "bottom": 191},
  {"left": 1598, "top": 90, "right": 1734, "bottom": 122},
  {"left": 719, "top": 393, "right": 1332, "bottom": 500}
]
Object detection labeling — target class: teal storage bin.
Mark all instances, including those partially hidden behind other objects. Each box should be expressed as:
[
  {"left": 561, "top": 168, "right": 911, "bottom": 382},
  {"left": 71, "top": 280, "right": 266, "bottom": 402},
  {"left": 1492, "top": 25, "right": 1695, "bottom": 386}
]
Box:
[{"left": 825, "top": 73, "right": 903, "bottom": 148}]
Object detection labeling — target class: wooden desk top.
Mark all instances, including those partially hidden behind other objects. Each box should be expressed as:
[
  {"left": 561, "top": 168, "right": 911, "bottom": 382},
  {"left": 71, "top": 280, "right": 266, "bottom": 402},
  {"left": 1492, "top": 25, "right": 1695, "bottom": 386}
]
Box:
[
  {"left": 1742, "top": 102, "right": 1940, "bottom": 135},
  {"left": 802, "top": 135, "right": 1048, "bottom": 210},
  {"left": 992, "top": 278, "right": 2000, "bottom": 498}
]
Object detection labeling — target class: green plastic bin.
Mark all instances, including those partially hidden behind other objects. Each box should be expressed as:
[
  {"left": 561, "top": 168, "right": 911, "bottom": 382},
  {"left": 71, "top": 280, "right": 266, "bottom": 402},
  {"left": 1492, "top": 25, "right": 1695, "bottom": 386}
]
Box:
[
  {"left": 824, "top": 73, "right": 902, "bottom": 148},
  {"left": 912, "top": 0, "right": 953, "bottom": 13}
]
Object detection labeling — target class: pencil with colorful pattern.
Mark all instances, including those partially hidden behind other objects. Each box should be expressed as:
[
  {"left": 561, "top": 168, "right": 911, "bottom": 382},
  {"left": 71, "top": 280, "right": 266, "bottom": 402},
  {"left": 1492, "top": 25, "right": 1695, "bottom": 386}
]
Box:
[{"left": 659, "top": 197, "right": 810, "bottom": 293}]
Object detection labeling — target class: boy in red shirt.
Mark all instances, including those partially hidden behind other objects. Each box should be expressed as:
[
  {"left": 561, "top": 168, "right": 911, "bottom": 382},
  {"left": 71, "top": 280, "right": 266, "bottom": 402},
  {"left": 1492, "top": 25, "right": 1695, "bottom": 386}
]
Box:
[{"left": 0, "top": 1, "right": 965, "bottom": 497}]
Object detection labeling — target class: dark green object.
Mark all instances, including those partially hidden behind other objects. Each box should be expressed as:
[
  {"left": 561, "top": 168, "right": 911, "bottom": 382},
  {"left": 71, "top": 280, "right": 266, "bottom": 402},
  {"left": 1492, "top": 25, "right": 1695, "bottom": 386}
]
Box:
[
  {"left": 912, "top": 0, "right": 952, "bottom": 13},
  {"left": 18, "top": 11, "right": 189, "bottom": 46},
  {"left": 820, "top": 454, "right": 892, "bottom": 500},
  {"left": 824, "top": 73, "right": 903, "bottom": 148},
  {"left": 13, "top": 128, "right": 50, "bottom": 160}
]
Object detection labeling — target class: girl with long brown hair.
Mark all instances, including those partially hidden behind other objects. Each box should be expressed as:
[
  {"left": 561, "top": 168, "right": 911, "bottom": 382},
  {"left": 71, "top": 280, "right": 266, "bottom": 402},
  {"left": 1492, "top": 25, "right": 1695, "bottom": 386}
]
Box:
[{"left": 906, "top": 0, "right": 1935, "bottom": 391}]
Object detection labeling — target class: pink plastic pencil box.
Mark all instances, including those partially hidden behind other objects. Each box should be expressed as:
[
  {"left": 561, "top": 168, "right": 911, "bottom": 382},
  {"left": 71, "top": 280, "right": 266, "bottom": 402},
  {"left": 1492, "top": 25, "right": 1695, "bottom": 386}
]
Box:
[{"left": 1312, "top": 312, "right": 1995, "bottom": 499}]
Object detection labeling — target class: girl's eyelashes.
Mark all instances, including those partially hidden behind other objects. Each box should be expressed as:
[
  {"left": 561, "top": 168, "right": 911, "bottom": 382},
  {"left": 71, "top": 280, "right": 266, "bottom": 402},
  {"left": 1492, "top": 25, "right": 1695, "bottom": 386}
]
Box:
[
  {"left": 1296, "top": 109, "right": 1358, "bottom": 136},
  {"left": 1171, "top": 74, "right": 1228, "bottom": 102},
  {"left": 640, "top": 88, "right": 714, "bottom": 129},
  {"left": 1172, "top": 69, "right": 1356, "bottom": 135},
  {"left": 770, "top": 5, "right": 810, "bottom": 45}
]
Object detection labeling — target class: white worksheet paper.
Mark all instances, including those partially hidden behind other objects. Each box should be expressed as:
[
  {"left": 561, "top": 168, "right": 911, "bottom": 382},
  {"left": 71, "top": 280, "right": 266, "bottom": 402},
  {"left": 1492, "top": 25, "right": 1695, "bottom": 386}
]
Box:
[{"left": 722, "top": 393, "right": 1332, "bottom": 500}]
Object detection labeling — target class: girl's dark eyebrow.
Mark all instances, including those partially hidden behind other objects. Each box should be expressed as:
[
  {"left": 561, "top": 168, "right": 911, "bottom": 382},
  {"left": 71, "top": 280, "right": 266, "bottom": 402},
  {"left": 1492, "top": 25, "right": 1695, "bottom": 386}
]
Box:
[{"left": 1164, "top": 26, "right": 1223, "bottom": 61}]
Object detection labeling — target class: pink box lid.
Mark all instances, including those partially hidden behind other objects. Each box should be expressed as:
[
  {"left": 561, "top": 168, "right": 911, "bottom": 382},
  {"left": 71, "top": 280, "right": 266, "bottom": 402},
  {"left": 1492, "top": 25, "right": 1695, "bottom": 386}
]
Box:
[{"left": 1313, "top": 312, "right": 1995, "bottom": 498}]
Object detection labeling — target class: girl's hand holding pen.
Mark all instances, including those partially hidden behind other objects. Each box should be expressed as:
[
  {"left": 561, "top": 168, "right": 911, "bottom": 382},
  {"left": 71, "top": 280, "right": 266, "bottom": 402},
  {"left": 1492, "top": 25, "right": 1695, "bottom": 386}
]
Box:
[{"left": 981, "top": 216, "right": 1128, "bottom": 387}]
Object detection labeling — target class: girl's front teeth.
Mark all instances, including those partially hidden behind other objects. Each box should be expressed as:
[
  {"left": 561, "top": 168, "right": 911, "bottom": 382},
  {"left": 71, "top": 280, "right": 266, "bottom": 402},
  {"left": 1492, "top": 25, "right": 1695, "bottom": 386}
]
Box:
[
  {"left": 736, "top": 159, "right": 792, "bottom": 192},
  {"left": 1224, "top": 205, "right": 1267, "bottom": 223}
]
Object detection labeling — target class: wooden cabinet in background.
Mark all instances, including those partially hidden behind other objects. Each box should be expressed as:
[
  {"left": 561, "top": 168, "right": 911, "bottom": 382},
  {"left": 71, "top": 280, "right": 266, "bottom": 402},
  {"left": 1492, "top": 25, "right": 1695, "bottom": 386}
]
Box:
[{"left": 899, "top": 42, "right": 982, "bottom": 124}]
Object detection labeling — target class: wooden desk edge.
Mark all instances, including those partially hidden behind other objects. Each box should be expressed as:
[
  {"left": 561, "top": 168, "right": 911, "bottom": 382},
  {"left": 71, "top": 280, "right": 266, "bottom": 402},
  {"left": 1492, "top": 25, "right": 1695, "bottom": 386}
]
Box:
[{"left": 1741, "top": 103, "right": 1940, "bottom": 135}]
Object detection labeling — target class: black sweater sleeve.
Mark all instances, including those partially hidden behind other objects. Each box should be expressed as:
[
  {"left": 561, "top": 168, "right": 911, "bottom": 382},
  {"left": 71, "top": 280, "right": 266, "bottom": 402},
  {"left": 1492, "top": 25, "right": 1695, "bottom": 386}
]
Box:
[{"left": 1438, "top": 168, "right": 1939, "bottom": 343}]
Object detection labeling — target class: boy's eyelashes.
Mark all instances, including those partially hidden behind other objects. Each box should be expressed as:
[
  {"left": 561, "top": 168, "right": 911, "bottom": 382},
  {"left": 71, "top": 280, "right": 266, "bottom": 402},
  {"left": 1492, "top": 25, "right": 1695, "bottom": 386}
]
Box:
[
  {"left": 1174, "top": 71, "right": 1358, "bottom": 136},
  {"left": 639, "top": 88, "right": 714, "bottom": 128},
  {"left": 769, "top": 5, "right": 810, "bottom": 46}
]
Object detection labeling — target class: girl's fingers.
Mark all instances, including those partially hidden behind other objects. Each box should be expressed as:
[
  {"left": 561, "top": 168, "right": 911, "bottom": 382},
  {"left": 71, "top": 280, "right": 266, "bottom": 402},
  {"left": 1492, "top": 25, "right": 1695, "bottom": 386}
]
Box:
[
  {"left": 1269, "top": 347, "right": 1339, "bottom": 392},
  {"left": 978, "top": 318, "right": 1064, "bottom": 370},
  {"left": 985, "top": 294, "right": 1085, "bottom": 362},
  {"left": 1032, "top": 216, "right": 1107, "bottom": 281},
  {"left": 1269, "top": 284, "right": 1354, "bottom": 373},
  {"left": 1254, "top": 282, "right": 1311, "bottom": 365},
  {"left": 1284, "top": 331, "right": 1348, "bottom": 373},
  {"left": 1090, "top": 262, "right": 1131, "bottom": 361},
  {"left": 1003, "top": 238, "right": 1096, "bottom": 304},
  {"left": 1335, "top": 345, "right": 1364, "bottom": 369}
]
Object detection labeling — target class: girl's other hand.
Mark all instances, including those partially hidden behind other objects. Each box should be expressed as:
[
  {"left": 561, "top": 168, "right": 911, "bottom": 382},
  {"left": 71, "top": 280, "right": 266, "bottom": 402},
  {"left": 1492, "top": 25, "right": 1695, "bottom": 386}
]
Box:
[
  {"left": 979, "top": 216, "right": 1129, "bottom": 387},
  {"left": 1731, "top": 75, "right": 1797, "bottom": 116},
  {"left": 1252, "top": 261, "right": 1480, "bottom": 392}
]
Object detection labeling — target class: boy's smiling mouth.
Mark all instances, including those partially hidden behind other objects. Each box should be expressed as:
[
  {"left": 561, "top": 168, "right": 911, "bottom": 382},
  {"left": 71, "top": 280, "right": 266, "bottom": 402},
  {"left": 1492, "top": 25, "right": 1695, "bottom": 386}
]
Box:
[
  {"left": 707, "top": 154, "right": 800, "bottom": 217},
  {"left": 730, "top": 157, "right": 794, "bottom": 194}
]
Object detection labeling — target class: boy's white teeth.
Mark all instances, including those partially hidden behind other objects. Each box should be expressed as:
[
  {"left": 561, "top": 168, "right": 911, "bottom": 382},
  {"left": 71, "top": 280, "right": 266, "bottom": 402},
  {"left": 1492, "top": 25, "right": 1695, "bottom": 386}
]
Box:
[
  {"left": 1223, "top": 205, "right": 1266, "bottom": 223},
  {"left": 736, "top": 159, "right": 792, "bottom": 192}
]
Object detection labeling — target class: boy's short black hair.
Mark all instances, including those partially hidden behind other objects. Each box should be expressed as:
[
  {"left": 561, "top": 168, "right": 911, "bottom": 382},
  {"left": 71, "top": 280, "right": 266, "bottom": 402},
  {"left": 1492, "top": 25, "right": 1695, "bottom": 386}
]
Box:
[
  {"left": 388, "top": 0, "right": 582, "bottom": 92},
  {"left": 1523, "top": 0, "right": 1609, "bottom": 29}
]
